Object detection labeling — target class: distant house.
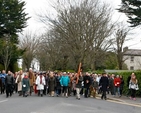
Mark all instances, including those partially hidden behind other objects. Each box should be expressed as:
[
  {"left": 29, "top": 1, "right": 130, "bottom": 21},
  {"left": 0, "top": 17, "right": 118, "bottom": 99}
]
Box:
[{"left": 123, "top": 48, "right": 141, "bottom": 70}]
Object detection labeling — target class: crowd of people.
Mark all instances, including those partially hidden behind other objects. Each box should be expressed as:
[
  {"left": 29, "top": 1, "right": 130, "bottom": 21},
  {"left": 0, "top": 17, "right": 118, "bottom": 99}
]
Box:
[{"left": 0, "top": 69, "right": 139, "bottom": 101}]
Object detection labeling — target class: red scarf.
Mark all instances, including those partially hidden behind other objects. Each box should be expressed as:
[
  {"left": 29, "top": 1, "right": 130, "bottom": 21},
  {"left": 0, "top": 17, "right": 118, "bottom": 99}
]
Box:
[
  {"left": 24, "top": 75, "right": 28, "bottom": 79},
  {"left": 40, "top": 75, "right": 42, "bottom": 84}
]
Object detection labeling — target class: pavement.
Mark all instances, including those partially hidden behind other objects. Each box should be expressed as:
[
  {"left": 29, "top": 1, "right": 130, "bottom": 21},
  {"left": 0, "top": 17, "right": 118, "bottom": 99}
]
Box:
[{"left": 96, "top": 93, "right": 141, "bottom": 106}]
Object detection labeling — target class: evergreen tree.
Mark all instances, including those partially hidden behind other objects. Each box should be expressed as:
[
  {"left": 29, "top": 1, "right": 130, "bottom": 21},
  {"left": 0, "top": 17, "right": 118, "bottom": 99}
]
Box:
[
  {"left": 0, "top": 0, "right": 29, "bottom": 37},
  {"left": 118, "top": 0, "right": 141, "bottom": 27},
  {"left": 0, "top": 0, "right": 29, "bottom": 71}
]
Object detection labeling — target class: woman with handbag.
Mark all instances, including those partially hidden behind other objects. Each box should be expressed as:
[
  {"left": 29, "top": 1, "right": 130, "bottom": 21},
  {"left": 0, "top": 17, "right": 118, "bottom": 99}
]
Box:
[
  {"left": 22, "top": 73, "right": 30, "bottom": 97},
  {"left": 129, "top": 74, "right": 138, "bottom": 100}
]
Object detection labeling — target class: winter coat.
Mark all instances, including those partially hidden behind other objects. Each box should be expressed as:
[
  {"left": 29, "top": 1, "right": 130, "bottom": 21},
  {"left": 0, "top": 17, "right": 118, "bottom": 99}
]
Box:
[
  {"left": 36, "top": 76, "right": 45, "bottom": 90},
  {"left": 48, "top": 77, "right": 56, "bottom": 92},
  {"left": 60, "top": 75, "right": 70, "bottom": 86},
  {"left": 92, "top": 81, "right": 99, "bottom": 89},
  {"left": 120, "top": 78, "right": 124, "bottom": 90},
  {"left": 5, "top": 74, "right": 14, "bottom": 85},
  {"left": 114, "top": 78, "right": 121, "bottom": 87},
  {"left": 22, "top": 77, "right": 30, "bottom": 92},
  {"left": 28, "top": 72, "right": 35, "bottom": 86},
  {"left": 109, "top": 78, "right": 114, "bottom": 89},
  {"left": 99, "top": 76, "right": 109, "bottom": 91},
  {"left": 83, "top": 75, "right": 91, "bottom": 88},
  {"left": 0, "top": 73, "right": 6, "bottom": 84},
  {"left": 56, "top": 76, "right": 61, "bottom": 89},
  {"left": 129, "top": 79, "right": 138, "bottom": 90},
  {"left": 15, "top": 74, "right": 24, "bottom": 92}
]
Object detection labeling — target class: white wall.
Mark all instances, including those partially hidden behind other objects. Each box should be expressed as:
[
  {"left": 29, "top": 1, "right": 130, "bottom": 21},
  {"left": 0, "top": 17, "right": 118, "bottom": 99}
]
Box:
[{"left": 124, "top": 55, "right": 141, "bottom": 70}]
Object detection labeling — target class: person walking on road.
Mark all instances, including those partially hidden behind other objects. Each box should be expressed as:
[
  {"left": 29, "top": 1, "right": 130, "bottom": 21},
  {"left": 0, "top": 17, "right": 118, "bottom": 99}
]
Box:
[
  {"left": 83, "top": 72, "right": 91, "bottom": 98},
  {"left": 48, "top": 72, "right": 56, "bottom": 97},
  {"left": 75, "top": 73, "right": 83, "bottom": 100},
  {"left": 22, "top": 73, "right": 30, "bottom": 97},
  {"left": 5, "top": 71, "right": 14, "bottom": 98},
  {"left": 0, "top": 70, "right": 7, "bottom": 94},
  {"left": 36, "top": 73, "right": 46, "bottom": 97},
  {"left": 15, "top": 70, "right": 24, "bottom": 96},
  {"left": 99, "top": 73, "right": 109, "bottom": 100},
  {"left": 60, "top": 72, "right": 70, "bottom": 98}
]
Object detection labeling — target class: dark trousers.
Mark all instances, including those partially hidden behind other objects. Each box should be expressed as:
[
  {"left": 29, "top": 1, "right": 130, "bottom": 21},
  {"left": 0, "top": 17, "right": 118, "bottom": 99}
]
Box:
[
  {"left": 56, "top": 88, "right": 61, "bottom": 95},
  {"left": 131, "top": 89, "right": 136, "bottom": 98},
  {"left": 43, "top": 85, "right": 47, "bottom": 95},
  {"left": 1, "top": 83, "right": 5, "bottom": 94},
  {"left": 6, "top": 84, "right": 12, "bottom": 97},
  {"left": 80, "top": 87, "right": 84, "bottom": 95},
  {"left": 29, "top": 86, "right": 33, "bottom": 95},
  {"left": 68, "top": 86, "right": 72, "bottom": 96},
  {"left": 110, "top": 86, "right": 114, "bottom": 95},
  {"left": 62, "top": 86, "right": 68, "bottom": 94},
  {"left": 23, "top": 91, "right": 28, "bottom": 97},
  {"left": 84, "top": 88, "right": 89, "bottom": 98},
  {"left": 15, "top": 83, "right": 18, "bottom": 93},
  {"left": 120, "top": 89, "right": 123, "bottom": 96},
  {"left": 38, "top": 90, "right": 43, "bottom": 96},
  {"left": 101, "top": 91, "right": 107, "bottom": 99}
]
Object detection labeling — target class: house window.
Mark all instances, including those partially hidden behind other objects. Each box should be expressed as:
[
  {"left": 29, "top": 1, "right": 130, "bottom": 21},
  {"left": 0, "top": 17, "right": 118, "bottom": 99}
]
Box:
[
  {"left": 130, "top": 66, "right": 134, "bottom": 70},
  {"left": 131, "top": 56, "right": 134, "bottom": 62}
]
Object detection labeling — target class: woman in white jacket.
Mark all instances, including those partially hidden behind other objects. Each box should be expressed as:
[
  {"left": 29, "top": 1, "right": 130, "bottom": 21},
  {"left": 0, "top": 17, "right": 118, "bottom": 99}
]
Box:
[
  {"left": 15, "top": 70, "right": 24, "bottom": 96},
  {"left": 36, "top": 73, "right": 45, "bottom": 97}
]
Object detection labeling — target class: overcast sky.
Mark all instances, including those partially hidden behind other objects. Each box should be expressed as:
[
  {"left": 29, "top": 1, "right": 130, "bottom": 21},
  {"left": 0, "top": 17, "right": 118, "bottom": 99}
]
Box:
[{"left": 22, "top": 0, "right": 141, "bottom": 49}]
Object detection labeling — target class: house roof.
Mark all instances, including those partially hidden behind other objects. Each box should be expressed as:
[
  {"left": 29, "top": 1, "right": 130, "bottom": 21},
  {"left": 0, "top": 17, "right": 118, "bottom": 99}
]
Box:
[
  {"left": 124, "top": 49, "right": 141, "bottom": 56},
  {"left": 104, "top": 69, "right": 133, "bottom": 73}
]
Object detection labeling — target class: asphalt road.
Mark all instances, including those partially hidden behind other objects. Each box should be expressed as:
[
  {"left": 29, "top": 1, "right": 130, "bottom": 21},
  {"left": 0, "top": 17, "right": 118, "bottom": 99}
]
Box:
[{"left": 0, "top": 93, "right": 140, "bottom": 113}]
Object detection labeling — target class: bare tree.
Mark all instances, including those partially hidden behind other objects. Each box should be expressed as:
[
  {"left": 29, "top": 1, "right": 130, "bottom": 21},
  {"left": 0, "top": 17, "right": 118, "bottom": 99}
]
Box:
[
  {"left": 38, "top": 0, "right": 115, "bottom": 70},
  {"left": 19, "top": 31, "right": 40, "bottom": 71},
  {"left": 114, "top": 23, "right": 130, "bottom": 70}
]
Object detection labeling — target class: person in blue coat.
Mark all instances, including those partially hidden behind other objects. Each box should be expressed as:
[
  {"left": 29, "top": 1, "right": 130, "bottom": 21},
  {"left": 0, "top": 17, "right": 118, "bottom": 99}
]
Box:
[
  {"left": 0, "top": 70, "right": 7, "bottom": 94},
  {"left": 60, "top": 72, "right": 70, "bottom": 98}
]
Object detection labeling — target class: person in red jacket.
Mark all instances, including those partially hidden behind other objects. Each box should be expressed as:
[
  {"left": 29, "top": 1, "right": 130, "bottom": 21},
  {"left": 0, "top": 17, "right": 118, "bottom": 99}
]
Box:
[{"left": 114, "top": 75, "right": 121, "bottom": 97}]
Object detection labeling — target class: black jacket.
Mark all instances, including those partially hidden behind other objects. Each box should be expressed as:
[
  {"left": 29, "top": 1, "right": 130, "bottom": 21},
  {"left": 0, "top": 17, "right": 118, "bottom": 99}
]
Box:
[
  {"left": 5, "top": 74, "right": 14, "bottom": 85},
  {"left": 99, "top": 76, "right": 109, "bottom": 91},
  {"left": 83, "top": 75, "right": 91, "bottom": 88}
]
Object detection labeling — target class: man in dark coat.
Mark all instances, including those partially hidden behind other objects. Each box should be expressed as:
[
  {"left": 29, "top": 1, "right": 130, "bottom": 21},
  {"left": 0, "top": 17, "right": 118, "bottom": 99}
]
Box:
[
  {"left": 55, "top": 73, "right": 61, "bottom": 96},
  {"left": 83, "top": 72, "right": 91, "bottom": 98},
  {"left": 99, "top": 73, "right": 109, "bottom": 100},
  {"left": 109, "top": 74, "right": 115, "bottom": 95},
  {"left": 5, "top": 71, "right": 14, "bottom": 98}
]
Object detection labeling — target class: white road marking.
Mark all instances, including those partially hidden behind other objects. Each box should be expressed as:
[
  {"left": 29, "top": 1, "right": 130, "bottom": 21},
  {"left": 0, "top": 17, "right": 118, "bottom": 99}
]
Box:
[{"left": 0, "top": 99, "right": 8, "bottom": 103}]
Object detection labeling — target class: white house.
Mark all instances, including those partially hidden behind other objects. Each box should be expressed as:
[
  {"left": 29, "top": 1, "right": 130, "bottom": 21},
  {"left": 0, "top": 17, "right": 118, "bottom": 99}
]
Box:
[{"left": 123, "top": 49, "right": 141, "bottom": 70}]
